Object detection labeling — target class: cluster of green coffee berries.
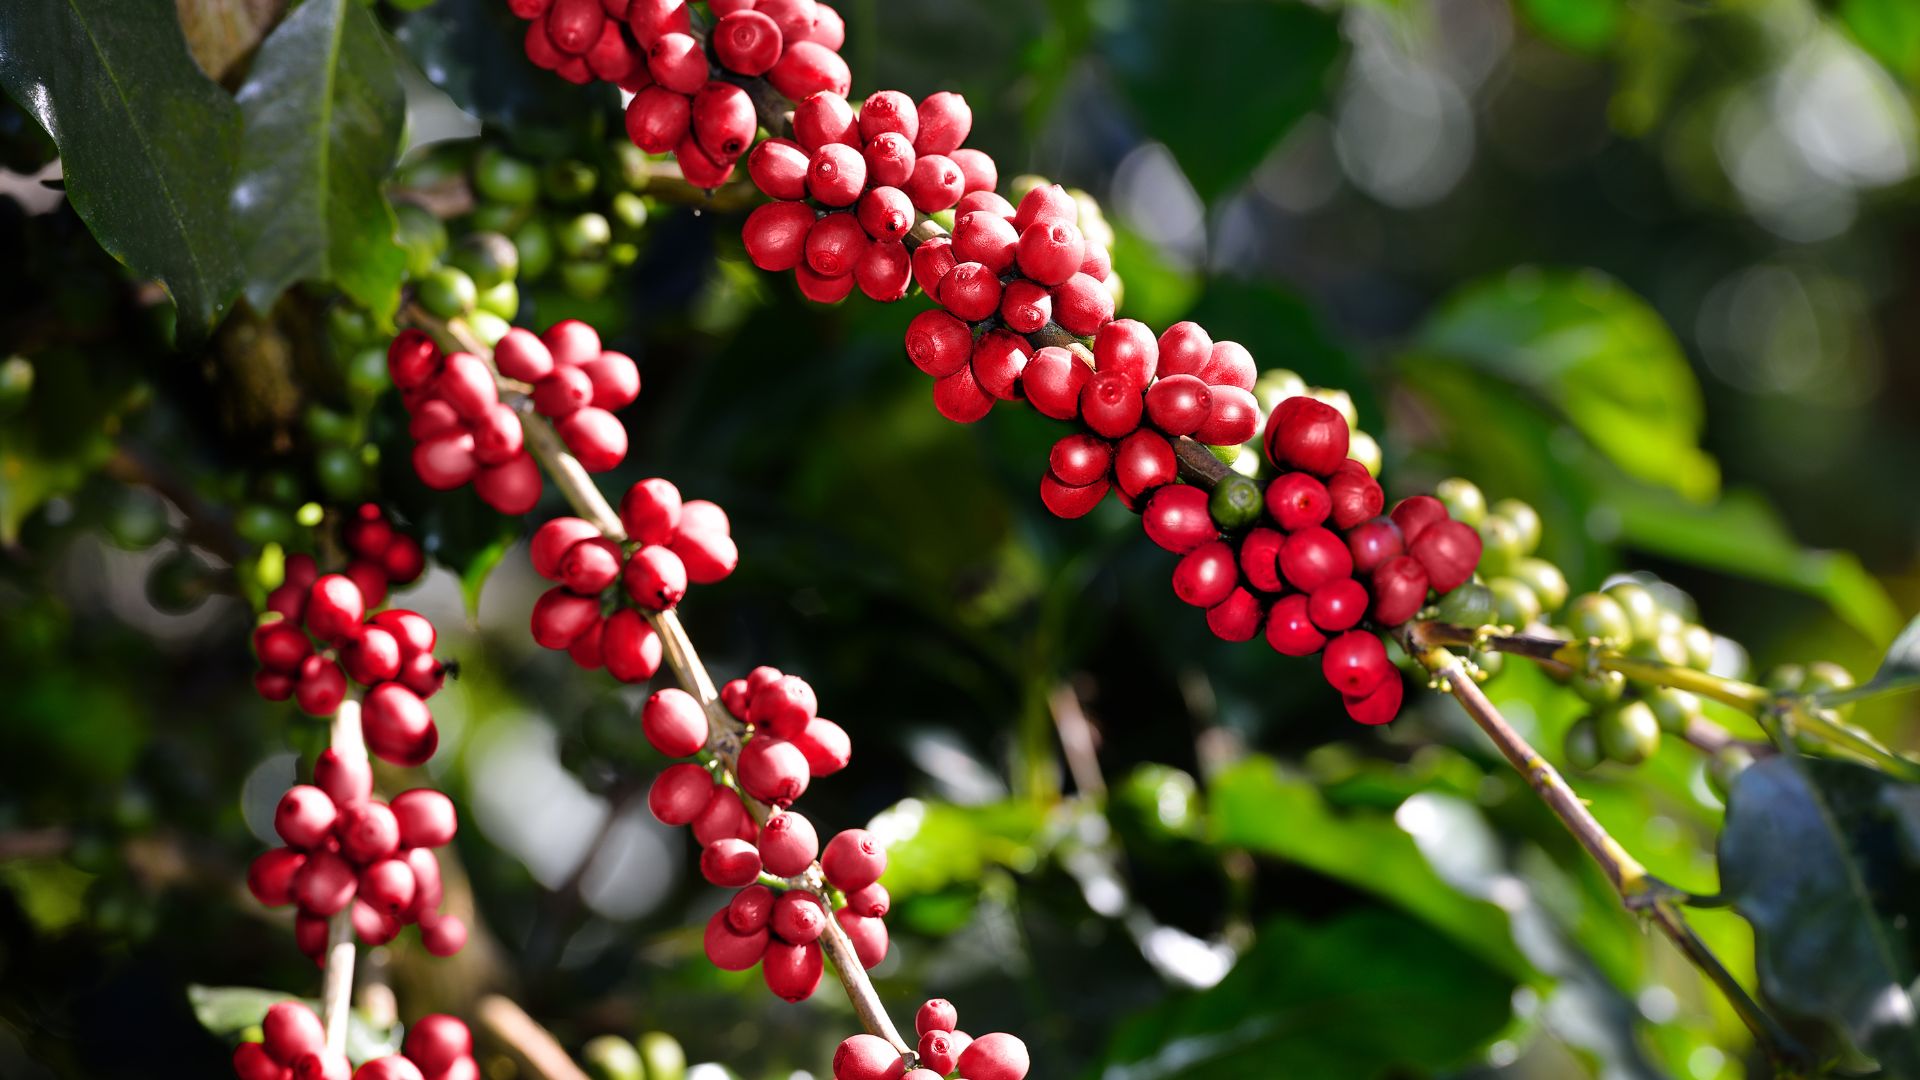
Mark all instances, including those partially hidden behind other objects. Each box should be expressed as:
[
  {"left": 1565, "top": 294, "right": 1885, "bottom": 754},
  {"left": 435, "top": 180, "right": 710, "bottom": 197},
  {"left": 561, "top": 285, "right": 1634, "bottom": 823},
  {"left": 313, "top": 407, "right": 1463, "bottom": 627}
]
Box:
[{"left": 580, "top": 1030, "right": 686, "bottom": 1080}]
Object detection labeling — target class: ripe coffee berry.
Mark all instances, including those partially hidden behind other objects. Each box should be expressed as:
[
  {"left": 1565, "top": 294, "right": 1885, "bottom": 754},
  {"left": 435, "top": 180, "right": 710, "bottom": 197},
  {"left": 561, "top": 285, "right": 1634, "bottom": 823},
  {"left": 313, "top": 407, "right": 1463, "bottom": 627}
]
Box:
[
  {"left": 758, "top": 810, "right": 820, "bottom": 876},
  {"left": 1113, "top": 430, "right": 1177, "bottom": 500},
  {"left": 649, "top": 763, "right": 716, "bottom": 826},
  {"left": 1264, "top": 396, "right": 1349, "bottom": 476},
  {"left": 821, "top": 829, "right": 886, "bottom": 891},
  {"left": 835, "top": 907, "right": 888, "bottom": 968},
  {"left": 1322, "top": 631, "right": 1392, "bottom": 697},
  {"left": 1278, "top": 527, "right": 1353, "bottom": 592},
  {"left": 1080, "top": 372, "right": 1143, "bottom": 439},
  {"left": 1172, "top": 541, "right": 1238, "bottom": 609},
  {"left": 917, "top": 998, "right": 959, "bottom": 1036},
  {"left": 701, "top": 837, "right": 764, "bottom": 887},
  {"left": 1390, "top": 495, "right": 1449, "bottom": 544},
  {"left": 1266, "top": 472, "right": 1331, "bottom": 530},
  {"left": 624, "top": 545, "right": 688, "bottom": 610},
  {"left": 958, "top": 1033, "right": 1031, "bottom": 1080},
  {"left": 1049, "top": 435, "right": 1111, "bottom": 488},
  {"left": 1370, "top": 555, "right": 1430, "bottom": 626},
  {"left": 1266, "top": 595, "right": 1328, "bottom": 657},
  {"left": 763, "top": 938, "right": 826, "bottom": 1002},
  {"left": 1022, "top": 347, "right": 1090, "bottom": 421},
  {"left": 1206, "top": 587, "right": 1265, "bottom": 642},
  {"left": 1346, "top": 518, "right": 1404, "bottom": 573},
  {"left": 832, "top": 1034, "right": 902, "bottom": 1080},
  {"left": 704, "top": 909, "right": 768, "bottom": 971},
  {"left": 1344, "top": 671, "right": 1404, "bottom": 725},
  {"left": 1142, "top": 485, "right": 1216, "bottom": 554},
  {"left": 1410, "top": 518, "right": 1482, "bottom": 593},
  {"left": 739, "top": 735, "right": 811, "bottom": 805},
  {"left": 1145, "top": 374, "right": 1211, "bottom": 436}
]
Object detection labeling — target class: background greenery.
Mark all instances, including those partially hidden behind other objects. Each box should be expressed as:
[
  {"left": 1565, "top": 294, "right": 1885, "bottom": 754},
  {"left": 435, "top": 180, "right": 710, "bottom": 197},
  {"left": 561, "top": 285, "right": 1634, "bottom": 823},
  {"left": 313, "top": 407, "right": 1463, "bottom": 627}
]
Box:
[{"left": 2, "top": 0, "right": 1919, "bottom": 1077}]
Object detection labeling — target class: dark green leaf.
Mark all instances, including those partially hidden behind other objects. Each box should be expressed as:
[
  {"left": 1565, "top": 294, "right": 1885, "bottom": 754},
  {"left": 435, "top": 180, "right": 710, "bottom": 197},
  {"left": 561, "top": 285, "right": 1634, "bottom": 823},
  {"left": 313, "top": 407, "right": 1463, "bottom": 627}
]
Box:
[
  {"left": 231, "top": 0, "right": 407, "bottom": 319},
  {"left": 391, "top": 0, "right": 613, "bottom": 132},
  {"left": 0, "top": 0, "right": 242, "bottom": 338},
  {"left": 1412, "top": 268, "right": 1718, "bottom": 501},
  {"left": 1107, "top": 0, "right": 1342, "bottom": 203},
  {"left": 1207, "top": 758, "right": 1533, "bottom": 979},
  {"left": 1717, "top": 756, "right": 1920, "bottom": 1073},
  {"left": 1097, "top": 911, "right": 1515, "bottom": 1079}
]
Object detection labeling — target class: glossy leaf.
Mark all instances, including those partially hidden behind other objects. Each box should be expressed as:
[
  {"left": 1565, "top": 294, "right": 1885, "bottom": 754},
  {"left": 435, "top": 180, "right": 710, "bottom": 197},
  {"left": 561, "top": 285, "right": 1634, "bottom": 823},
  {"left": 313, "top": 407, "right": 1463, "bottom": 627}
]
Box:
[
  {"left": 1106, "top": 0, "right": 1342, "bottom": 203},
  {"left": 1519, "top": 0, "right": 1622, "bottom": 53},
  {"left": 1717, "top": 756, "right": 1920, "bottom": 1073},
  {"left": 1208, "top": 757, "right": 1533, "bottom": 979},
  {"left": 1412, "top": 268, "right": 1718, "bottom": 502},
  {"left": 1097, "top": 911, "right": 1515, "bottom": 1079},
  {"left": 874, "top": 799, "right": 1045, "bottom": 898},
  {"left": 1843, "top": 0, "right": 1920, "bottom": 83},
  {"left": 230, "top": 0, "right": 407, "bottom": 319},
  {"left": 0, "top": 0, "right": 242, "bottom": 339}
]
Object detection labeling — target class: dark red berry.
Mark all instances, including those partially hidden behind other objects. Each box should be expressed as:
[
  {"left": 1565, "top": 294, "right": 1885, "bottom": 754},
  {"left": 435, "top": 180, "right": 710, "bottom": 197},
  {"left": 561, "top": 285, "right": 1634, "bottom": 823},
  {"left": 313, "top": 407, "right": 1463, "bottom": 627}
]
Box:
[
  {"left": 1023, "top": 347, "right": 1088, "bottom": 420},
  {"left": 1113, "top": 429, "right": 1176, "bottom": 499},
  {"left": 1327, "top": 462, "right": 1383, "bottom": 529},
  {"left": 1370, "top": 555, "right": 1430, "bottom": 626},
  {"left": 932, "top": 363, "right": 994, "bottom": 423},
  {"left": 1144, "top": 374, "right": 1211, "bottom": 436},
  {"left": 1344, "top": 672, "right": 1404, "bottom": 725},
  {"left": 1172, "top": 540, "right": 1238, "bottom": 608},
  {"left": 1238, "top": 528, "right": 1284, "bottom": 592},
  {"left": 1080, "top": 371, "right": 1143, "bottom": 439},
  {"left": 1156, "top": 321, "right": 1211, "bottom": 377},
  {"left": 1142, "top": 485, "right": 1215, "bottom": 553},
  {"left": 1389, "top": 495, "right": 1448, "bottom": 544},
  {"left": 625, "top": 86, "right": 691, "bottom": 154},
  {"left": 1194, "top": 384, "right": 1259, "bottom": 447},
  {"left": 1409, "top": 519, "right": 1482, "bottom": 593},
  {"left": 970, "top": 330, "right": 1030, "bottom": 400},
  {"left": 643, "top": 687, "right": 708, "bottom": 757},
  {"left": 821, "top": 829, "right": 885, "bottom": 891},
  {"left": 1346, "top": 518, "right": 1404, "bottom": 574},
  {"left": 1322, "top": 631, "right": 1391, "bottom": 697},
  {"left": 531, "top": 586, "right": 600, "bottom": 648},
  {"left": 1206, "top": 587, "right": 1264, "bottom": 642},
  {"left": 1263, "top": 397, "right": 1349, "bottom": 476},
  {"left": 712, "top": 9, "right": 782, "bottom": 75},
  {"left": 1039, "top": 474, "right": 1109, "bottom": 519},
  {"left": 1265, "top": 473, "right": 1330, "bottom": 530},
  {"left": 1308, "top": 578, "right": 1368, "bottom": 632},
  {"left": 1278, "top": 527, "right": 1353, "bottom": 592},
  {"left": 1093, "top": 319, "right": 1158, "bottom": 389},
  {"left": 1049, "top": 434, "right": 1111, "bottom": 488},
  {"left": 1265, "top": 595, "right": 1326, "bottom": 657}
]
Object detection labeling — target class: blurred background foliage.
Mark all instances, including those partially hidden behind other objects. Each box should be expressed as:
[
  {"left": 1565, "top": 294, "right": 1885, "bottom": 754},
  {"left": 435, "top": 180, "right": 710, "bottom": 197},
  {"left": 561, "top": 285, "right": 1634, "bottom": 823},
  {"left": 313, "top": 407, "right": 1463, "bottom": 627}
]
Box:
[{"left": 3, "top": 0, "right": 1920, "bottom": 1078}]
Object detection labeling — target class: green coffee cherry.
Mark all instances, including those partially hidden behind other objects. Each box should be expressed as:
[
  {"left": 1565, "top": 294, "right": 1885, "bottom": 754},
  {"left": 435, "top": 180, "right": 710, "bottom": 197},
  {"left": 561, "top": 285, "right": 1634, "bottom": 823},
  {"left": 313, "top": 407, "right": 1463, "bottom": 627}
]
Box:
[
  {"left": 1571, "top": 669, "right": 1625, "bottom": 706},
  {"left": 235, "top": 504, "right": 297, "bottom": 546},
  {"left": 1469, "top": 648, "right": 1503, "bottom": 682},
  {"left": 418, "top": 266, "right": 478, "bottom": 317},
  {"left": 474, "top": 148, "right": 540, "bottom": 206},
  {"left": 1476, "top": 516, "right": 1524, "bottom": 577},
  {"left": 1602, "top": 581, "right": 1663, "bottom": 642},
  {"left": 1597, "top": 701, "right": 1661, "bottom": 765},
  {"left": 469, "top": 311, "right": 511, "bottom": 347},
  {"left": 1565, "top": 592, "right": 1632, "bottom": 644},
  {"left": 1488, "top": 498, "right": 1540, "bottom": 555},
  {"left": 254, "top": 470, "right": 303, "bottom": 506},
  {"left": 514, "top": 218, "right": 556, "bottom": 282},
  {"left": 1209, "top": 474, "right": 1263, "bottom": 530},
  {"left": 1252, "top": 368, "right": 1307, "bottom": 413},
  {"left": 559, "top": 213, "right": 613, "bottom": 260},
  {"left": 0, "top": 354, "right": 33, "bottom": 414},
  {"left": 1628, "top": 631, "right": 1690, "bottom": 668},
  {"left": 612, "top": 140, "right": 651, "bottom": 191},
  {"left": 1208, "top": 442, "right": 1242, "bottom": 466},
  {"left": 304, "top": 405, "right": 357, "bottom": 445},
  {"left": 609, "top": 242, "right": 641, "bottom": 269},
  {"left": 637, "top": 1032, "right": 686, "bottom": 1080},
  {"left": 1435, "top": 582, "right": 1495, "bottom": 627},
  {"left": 470, "top": 202, "right": 529, "bottom": 235},
  {"left": 929, "top": 209, "right": 956, "bottom": 232},
  {"left": 1707, "top": 744, "right": 1756, "bottom": 801},
  {"left": 451, "top": 232, "right": 520, "bottom": 289},
  {"left": 1347, "top": 431, "right": 1382, "bottom": 477},
  {"left": 1802, "top": 661, "right": 1856, "bottom": 718},
  {"left": 314, "top": 446, "right": 367, "bottom": 501},
  {"left": 1762, "top": 663, "right": 1805, "bottom": 695},
  {"left": 1307, "top": 387, "right": 1357, "bottom": 430},
  {"left": 610, "top": 191, "right": 649, "bottom": 238},
  {"left": 327, "top": 303, "right": 375, "bottom": 346},
  {"left": 544, "top": 159, "right": 599, "bottom": 203},
  {"left": 1679, "top": 624, "right": 1715, "bottom": 671},
  {"left": 477, "top": 281, "right": 521, "bottom": 321},
  {"left": 1489, "top": 578, "right": 1541, "bottom": 628},
  {"left": 1008, "top": 174, "right": 1049, "bottom": 205},
  {"left": 104, "top": 487, "right": 170, "bottom": 550},
  {"left": 1645, "top": 688, "right": 1702, "bottom": 734},
  {"left": 561, "top": 259, "right": 612, "bottom": 299},
  {"left": 393, "top": 203, "right": 449, "bottom": 279},
  {"left": 346, "top": 346, "right": 390, "bottom": 402},
  {"left": 1433, "top": 478, "right": 1486, "bottom": 527},
  {"left": 1563, "top": 716, "right": 1604, "bottom": 771},
  {"left": 1511, "top": 558, "right": 1567, "bottom": 613},
  {"left": 581, "top": 1036, "right": 644, "bottom": 1080}
]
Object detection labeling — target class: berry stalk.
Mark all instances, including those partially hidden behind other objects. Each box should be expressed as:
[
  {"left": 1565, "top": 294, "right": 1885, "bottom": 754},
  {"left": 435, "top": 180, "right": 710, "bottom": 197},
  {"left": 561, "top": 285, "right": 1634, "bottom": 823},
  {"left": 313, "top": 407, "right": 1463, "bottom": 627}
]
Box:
[{"left": 321, "top": 700, "right": 367, "bottom": 1059}]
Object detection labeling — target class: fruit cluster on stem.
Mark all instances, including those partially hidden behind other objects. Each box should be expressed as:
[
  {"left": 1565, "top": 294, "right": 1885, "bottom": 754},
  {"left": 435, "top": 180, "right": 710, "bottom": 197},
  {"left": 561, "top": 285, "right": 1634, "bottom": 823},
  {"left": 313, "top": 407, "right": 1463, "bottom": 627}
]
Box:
[{"left": 233, "top": 1002, "right": 479, "bottom": 1080}]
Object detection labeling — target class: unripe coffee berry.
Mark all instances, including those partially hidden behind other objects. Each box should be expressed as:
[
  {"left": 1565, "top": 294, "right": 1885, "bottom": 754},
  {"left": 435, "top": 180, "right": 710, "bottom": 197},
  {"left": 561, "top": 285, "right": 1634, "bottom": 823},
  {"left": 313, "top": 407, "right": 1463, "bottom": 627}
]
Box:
[{"left": 1208, "top": 474, "right": 1263, "bottom": 531}]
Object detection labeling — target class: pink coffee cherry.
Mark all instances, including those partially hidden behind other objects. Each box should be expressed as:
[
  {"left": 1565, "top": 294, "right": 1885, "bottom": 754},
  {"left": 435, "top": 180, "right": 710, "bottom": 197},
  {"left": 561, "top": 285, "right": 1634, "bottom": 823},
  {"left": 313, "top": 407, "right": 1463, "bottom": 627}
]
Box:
[
  {"left": 276, "top": 785, "right": 338, "bottom": 850},
  {"left": 738, "top": 735, "right": 811, "bottom": 806},
  {"left": 701, "top": 837, "right": 764, "bottom": 887},
  {"left": 728, "top": 884, "right": 776, "bottom": 934},
  {"left": 643, "top": 688, "right": 709, "bottom": 758},
  {"left": 958, "top": 1032, "right": 1031, "bottom": 1080},
  {"left": 648, "top": 763, "right": 716, "bottom": 826},
  {"left": 391, "top": 789, "right": 458, "bottom": 848},
  {"left": 820, "top": 829, "right": 885, "bottom": 892},
  {"left": 762, "top": 938, "right": 825, "bottom": 1002},
  {"left": 757, "top": 810, "right": 820, "bottom": 877}
]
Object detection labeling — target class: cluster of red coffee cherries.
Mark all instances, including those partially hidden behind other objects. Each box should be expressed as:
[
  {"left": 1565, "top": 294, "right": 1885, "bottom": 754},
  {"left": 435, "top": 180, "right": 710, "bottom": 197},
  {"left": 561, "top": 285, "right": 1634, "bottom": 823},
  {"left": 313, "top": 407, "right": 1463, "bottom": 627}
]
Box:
[
  {"left": 642, "top": 666, "right": 881, "bottom": 1001},
  {"left": 389, "top": 321, "right": 639, "bottom": 514},
  {"left": 742, "top": 88, "right": 993, "bottom": 302},
  {"left": 602, "top": 0, "right": 849, "bottom": 188},
  {"left": 232, "top": 1003, "right": 476, "bottom": 1080},
  {"left": 526, "top": 477, "right": 739, "bottom": 674},
  {"left": 249, "top": 763, "right": 466, "bottom": 961},
  {"left": 834, "top": 999, "right": 1029, "bottom": 1080},
  {"left": 254, "top": 579, "right": 449, "bottom": 755}
]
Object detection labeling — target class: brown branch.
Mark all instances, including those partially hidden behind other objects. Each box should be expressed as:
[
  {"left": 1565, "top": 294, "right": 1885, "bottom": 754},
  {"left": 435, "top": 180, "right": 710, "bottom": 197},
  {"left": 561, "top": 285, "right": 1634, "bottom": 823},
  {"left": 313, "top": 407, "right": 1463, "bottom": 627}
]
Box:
[
  {"left": 477, "top": 995, "right": 593, "bottom": 1080},
  {"left": 1047, "top": 683, "right": 1107, "bottom": 800}
]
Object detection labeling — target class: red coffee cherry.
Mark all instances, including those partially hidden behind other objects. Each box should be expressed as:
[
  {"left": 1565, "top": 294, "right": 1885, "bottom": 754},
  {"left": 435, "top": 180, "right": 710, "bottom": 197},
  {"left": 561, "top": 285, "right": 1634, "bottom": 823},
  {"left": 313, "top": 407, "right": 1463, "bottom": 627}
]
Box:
[
  {"left": 420, "top": 913, "right": 468, "bottom": 957},
  {"left": 627, "top": 0, "right": 691, "bottom": 45},
  {"left": 293, "top": 850, "right": 358, "bottom": 916},
  {"left": 623, "top": 545, "right": 688, "bottom": 610},
  {"left": 254, "top": 621, "right": 313, "bottom": 673},
  {"left": 1093, "top": 320, "right": 1158, "bottom": 389},
  {"left": 790, "top": 716, "right": 852, "bottom": 775},
  {"left": 1323, "top": 631, "right": 1392, "bottom": 697},
  {"left": 1344, "top": 673, "right": 1404, "bottom": 725},
  {"left": 531, "top": 587, "right": 600, "bottom": 649},
  {"left": 833, "top": 1035, "right": 904, "bottom": 1080},
  {"left": 603, "top": 608, "right": 664, "bottom": 682},
  {"left": 646, "top": 32, "right": 707, "bottom": 93},
  {"left": 1327, "top": 462, "right": 1383, "bottom": 529},
  {"left": 701, "top": 837, "right": 764, "bottom": 887},
  {"left": 256, "top": 669, "right": 296, "bottom": 702},
  {"left": 952, "top": 212, "right": 1018, "bottom": 274},
  {"left": 1263, "top": 396, "right": 1349, "bottom": 476},
  {"left": 1308, "top": 578, "right": 1369, "bottom": 632},
  {"left": 910, "top": 235, "right": 956, "bottom": 296},
  {"left": 648, "top": 763, "right": 716, "bottom": 826},
  {"left": 1206, "top": 587, "right": 1264, "bottom": 642},
  {"left": 856, "top": 239, "right": 912, "bottom": 302},
  {"left": 748, "top": 674, "right": 818, "bottom": 738},
  {"left": 294, "top": 910, "right": 328, "bottom": 957},
  {"left": 387, "top": 329, "right": 441, "bottom": 390},
  {"left": 728, "top": 883, "right": 776, "bottom": 934},
  {"left": 744, "top": 201, "right": 817, "bottom": 272},
  {"left": 863, "top": 132, "right": 916, "bottom": 189},
  {"left": 531, "top": 517, "right": 602, "bottom": 581},
  {"left": 1198, "top": 340, "right": 1257, "bottom": 390},
  {"left": 694, "top": 786, "right": 754, "bottom": 847},
  {"left": 763, "top": 938, "right": 826, "bottom": 1002},
  {"left": 1079, "top": 371, "right": 1143, "bottom": 439},
  {"left": 341, "top": 626, "right": 403, "bottom": 686},
  {"left": 1194, "top": 384, "right": 1259, "bottom": 447},
  {"left": 807, "top": 143, "right": 868, "bottom": 207},
  {"left": 1144, "top": 374, "right": 1211, "bottom": 437},
  {"left": 363, "top": 683, "right": 437, "bottom": 766},
  {"left": 264, "top": 1001, "right": 327, "bottom": 1066},
  {"left": 932, "top": 364, "right": 993, "bottom": 424},
  {"left": 1389, "top": 495, "right": 1448, "bottom": 544},
  {"left": 391, "top": 788, "right": 457, "bottom": 848},
  {"left": 937, "top": 262, "right": 1002, "bottom": 323},
  {"left": 998, "top": 278, "right": 1052, "bottom": 334},
  {"left": 843, "top": 880, "right": 890, "bottom": 918},
  {"left": 1409, "top": 518, "right": 1482, "bottom": 593},
  {"left": 1278, "top": 527, "right": 1353, "bottom": 592},
  {"left": 492, "top": 328, "right": 554, "bottom": 383},
  {"left": 531, "top": 366, "right": 594, "bottom": 419},
  {"left": 713, "top": 9, "right": 782, "bottom": 75},
  {"left": 1039, "top": 474, "right": 1110, "bottom": 519},
  {"left": 704, "top": 908, "right": 769, "bottom": 971},
  {"left": 1156, "top": 321, "right": 1211, "bottom": 377},
  {"left": 770, "top": 40, "right": 851, "bottom": 100},
  {"left": 399, "top": 652, "right": 446, "bottom": 699},
  {"left": 579, "top": 350, "right": 641, "bottom": 411},
  {"left": 235, "top": 1043, "right": 282, "bottom": 1080},
  {"left": 359, "top": 858, "right": 417, "bottom": 917},
  {"left": 957, "top": 190, "right": 1016, "bottom": 218},
  {"left": 1112, "top": 430, "right": 1177, "bottom": 498},
  {"left": 857, "top": 186, "right": 915, "bottom": 242},
  {"left": 354, "top": 1056, "right": 424, "bottom": 1080},
  {"left": 469, "top": 405, "right": 525, "bottom": 467},
  {"left": 1265, "top": 594, "right": 1327, "bottom": 657},
  {"left": 860, "top": 89, "right": 919, "bottom": 143},
  {"left": 1050, "top": 273, "right": 1114, "bottom": 336},
  {"left": 338, "top": 801, "right": 401, "bottom": 864},
  {"left": 749, "top": 138, "right": 811, "bottom": 200},
  {"left": 435, "top": 353, "right": 497, "bottom": 419},
  {"left": 835, "top": 907, "right": 888, "bottom": 968},
  {"left": 295, "top": 656, "right": 349, "bottom": 717},
  {"left": 615, "top": 478, "right": 681, "bottom": 547},
  {"left": 556, "top": 407, "right": 627, "bottom": 471},
  {"left": 950, "top": 148, "right": 997, "bottom": 194},
  {"left": 739, "top": 735, "right": 811, "bottom": 806},
  {"left": 1013, "top": 182, "right": 1076, "bottom": 231},
  {"left": 306, "top": 575, "right": 365, "bottom": 642},
  {"left": 958, "top": 1033, "right": 1030, "bottom": 1080},
  {"left": 1346, "top": 518, "right": 1404, "bottom": 574},
  {"left": 1265, "top": 473, "right": 1330, "bottom": 530},
  {"left": 276, "top": 785, "right": 338, "bottom": 850},
  {"left": 758, "top": 810, "right": 819, "bottom": 877},
  {"left": 917, "top": 1032, "right": 962, "bottom": 1076},
  {"left": 642, "top": 688, "right": 708, "bottom": 758},
  {"left": 916, "top": 998, "right": 959, "bottom": 1037},
  {"left": 821, "top": 829, "right": 886, "bottom": 892},
  {"left": 793, "top": 91, "right": 857, "bottom": 151},
  {"left": 1015, "top": 221, "right": 1084, "bottom": 286},
  {"left": 905, "top": 154, "right": 966, "bottom": 213},
  {"left": 343, "top": 561, "right": 388, "bottom": 611},
  {"left": 771, "top": 889, "right": 826, "bottom": 944},
  {"left": 1141, "top": 485, "right": 1215, "bottom": 554},
  {"left": 914, "top": 91, "right": 973, "bottom": 156},
  {"left": 905, "top": 309, "right": 974, "bottom": 378},
  {"left": 404, "top": 845, "right": 443, "bottom": 918},
  {"left": 672, "top": 513, "right": 739, "bottom": 586},
  {"left": 403, "top": 1016, "right": 472, "bottom": 1077},
  {"left": 625, "top": 86, "right": 692, "bottom": 154},
  {"left": 249, "top": 847, "right": 306, "bottom": 907},
  {"left": 568, "top": 618, "right": 606, "bottom": 671},
  {"left": 1048, "top": 435, "right": 1111, "bottom": 488},
  {"left": 1238, "top": 527, "right": 1284, "bottom": 592},
  {"left": 1172, "top": 540, "right": 1238, "bottom": 608},
  {"left": 1022, "top": 347, "right": 1089, "bottom": 421},
  {"left": 1370, "top": 555, "right": 1430, "bottom": 626}
]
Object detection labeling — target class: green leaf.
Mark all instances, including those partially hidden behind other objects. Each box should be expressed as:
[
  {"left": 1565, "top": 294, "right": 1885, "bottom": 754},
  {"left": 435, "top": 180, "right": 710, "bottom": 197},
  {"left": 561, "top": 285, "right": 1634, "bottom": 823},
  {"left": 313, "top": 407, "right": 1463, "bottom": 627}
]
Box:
[
  {"left": 391, "top": 0, "right": 609, "bottom": 132},
  {"left": 1518, "top": 0, "right": 1622, "bottom": 53},
  {"left": 1207, "top": 758, "right": 1533, "bottom": 980},
  {"left": 1817, "top": 613, "right": 1920, "bottom": 709},
  {"left": 1097, "top": 911, "right": 1516, "bottom": 1079},
  {"left": 1717, "top": 756, "right": 1920, "bottom": 1073},
  {"left": 874, "top": 799, "right": 1045, "bottom": 898},
  {"left": 0, "top": 0, "right": 242, "bottom": 339},
  {"left": 1107, "top": 0, "right": 1342, "bottom": 203},
  {"left": 1601, "top": 483, "right": 1902, "bottom": 645},
  {"left": 230, "top": 0, "right": 407, "bottom": 319},
  {"left": 1842, "top": 0, "right": 1920, "bottom": 83},
  {"left": 188, "top": 985, "right": 401, "bottom": 1059},
  {"left": 1412, "top": 267, "right": 1719, "bottom": 502},
  {"left": 460, "top": 533, "right": 513, "bottom": 621}
]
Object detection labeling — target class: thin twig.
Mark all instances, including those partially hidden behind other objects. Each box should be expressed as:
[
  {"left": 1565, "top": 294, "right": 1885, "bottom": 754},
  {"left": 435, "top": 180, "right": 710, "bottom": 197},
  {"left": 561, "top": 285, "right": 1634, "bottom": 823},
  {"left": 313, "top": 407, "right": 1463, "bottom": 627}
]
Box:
[
  {"left": 477, "top": 994, "right": 593, "bottom": 1080},
  {"left": 321, "top": 700, "right": 366, "bottom": 1058},
  {"left": 1047, "top": 683, "right": 1107, "bottom": 800}
]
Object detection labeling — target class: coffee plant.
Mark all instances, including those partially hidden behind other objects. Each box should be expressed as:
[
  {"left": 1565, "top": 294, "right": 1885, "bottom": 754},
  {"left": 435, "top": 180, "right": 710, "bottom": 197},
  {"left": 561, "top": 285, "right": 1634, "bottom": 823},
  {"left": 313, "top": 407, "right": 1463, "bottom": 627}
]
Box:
[{"left": 4, "top": 1, "right": 1920, "bottom": 1078}]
